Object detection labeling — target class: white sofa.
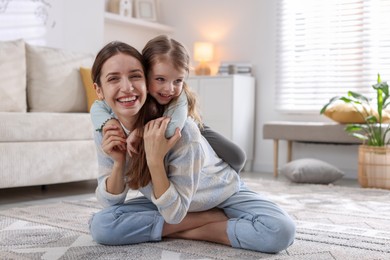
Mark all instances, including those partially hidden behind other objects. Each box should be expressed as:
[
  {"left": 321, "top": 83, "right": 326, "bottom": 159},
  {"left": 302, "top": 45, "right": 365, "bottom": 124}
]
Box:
[{"left": 0, "top": 39, "right": 98, "bottom": 189}]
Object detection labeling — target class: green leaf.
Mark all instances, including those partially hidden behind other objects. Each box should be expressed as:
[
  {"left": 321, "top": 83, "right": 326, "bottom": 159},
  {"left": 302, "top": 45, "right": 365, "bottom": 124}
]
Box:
[
  {"left": 365, "top": 115, "right": 378, "bottom": 124},
  {"left": 348, "top": 91, "right": 369, "bottom": 103},
  {"left": 350, "top": 132, "right": 368, "bottom": 140},
  {"left": 382, "top": 82, "right": 389, "bottom": 96},
  {"left": 345, "top": 124, "right": 363, "bottom": 132},
  {"left": 373, "top": 81, "right": 389, "bottom": 91},
  {"left": 320, "top": 96, "right": 342, "bottom": 114}
]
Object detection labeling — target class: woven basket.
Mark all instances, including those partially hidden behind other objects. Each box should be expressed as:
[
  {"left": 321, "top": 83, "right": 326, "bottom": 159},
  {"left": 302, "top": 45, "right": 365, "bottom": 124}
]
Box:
[{"left": 358, "top": 145, "right": 390, "bottom": 190}]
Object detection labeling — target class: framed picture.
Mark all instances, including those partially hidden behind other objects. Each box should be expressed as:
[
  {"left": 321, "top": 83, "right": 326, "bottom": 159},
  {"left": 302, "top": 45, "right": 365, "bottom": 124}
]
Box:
[{"left": 134, "top": 0, "right": 157, "bottom": 21}]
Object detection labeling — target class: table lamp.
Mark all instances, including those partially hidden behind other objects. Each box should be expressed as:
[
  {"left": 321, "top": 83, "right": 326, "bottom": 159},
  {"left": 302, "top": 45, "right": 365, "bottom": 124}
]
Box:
[{"left": 194, "top": 42, "right": 214, "bottom": 75}]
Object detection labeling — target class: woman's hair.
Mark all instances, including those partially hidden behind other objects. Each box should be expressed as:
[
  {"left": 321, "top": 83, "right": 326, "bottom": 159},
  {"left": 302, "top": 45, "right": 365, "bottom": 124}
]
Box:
[
  {"left": 91, "top": 41, "right": 144, "bottom": 87},
  {"left": 127, "top": 36, "right": 206, "bottom": 189}
]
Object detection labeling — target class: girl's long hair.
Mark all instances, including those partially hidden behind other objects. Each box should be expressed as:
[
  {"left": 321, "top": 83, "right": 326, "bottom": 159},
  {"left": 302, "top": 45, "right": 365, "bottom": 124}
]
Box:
[{"left": 126, "top": 35, "right": 203, "bottom": 189}]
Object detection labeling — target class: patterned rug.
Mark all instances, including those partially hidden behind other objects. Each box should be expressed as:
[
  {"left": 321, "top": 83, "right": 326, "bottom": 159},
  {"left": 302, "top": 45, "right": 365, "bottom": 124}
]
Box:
[{"left": 1, "top": 177, "right": 390, "bottom": 260}]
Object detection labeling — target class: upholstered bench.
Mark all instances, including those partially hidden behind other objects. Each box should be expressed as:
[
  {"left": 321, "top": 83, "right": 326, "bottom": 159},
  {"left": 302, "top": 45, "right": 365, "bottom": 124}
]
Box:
[{"left": 263, "top": 121, "right": 361, "bottom": 177}]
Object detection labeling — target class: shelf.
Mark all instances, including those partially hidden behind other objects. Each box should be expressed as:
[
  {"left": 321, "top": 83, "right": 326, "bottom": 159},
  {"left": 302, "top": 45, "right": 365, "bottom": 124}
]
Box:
[{"left": 104, "top": 12, "right": 174, "bottom": 33}]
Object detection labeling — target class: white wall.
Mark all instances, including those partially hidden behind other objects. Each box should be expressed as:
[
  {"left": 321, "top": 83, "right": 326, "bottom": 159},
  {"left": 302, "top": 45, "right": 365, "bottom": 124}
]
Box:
[
  {"left": 160, "top": 0, "right": 358, "bottom": 178},
  {"left": 0, "top": 0, "right": 357, "bottom": 178},
  {"left": 34, "top": 0, "right": 104, "bottom": 53},
  {"left": 47, "top": 0, "right": 171, "bottom": 54}
]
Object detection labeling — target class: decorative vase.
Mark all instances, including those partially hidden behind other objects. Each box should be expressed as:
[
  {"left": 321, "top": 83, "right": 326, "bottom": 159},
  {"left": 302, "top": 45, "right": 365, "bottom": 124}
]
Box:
[
  {"left": 358, "top": 145, "right": 390, "bottom": 189},
  {"left": 108, "top": 0, "right": 133, "bottom": 18}
]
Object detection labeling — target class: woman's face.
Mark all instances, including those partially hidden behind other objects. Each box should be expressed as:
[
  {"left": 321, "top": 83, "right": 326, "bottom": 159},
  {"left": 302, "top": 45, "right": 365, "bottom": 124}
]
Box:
[
  {"left": 147, "top": 60, "right": 187, "bottom": 105},
  {"left": 95, "top": 53, "right": 147, "bottom": 127}
]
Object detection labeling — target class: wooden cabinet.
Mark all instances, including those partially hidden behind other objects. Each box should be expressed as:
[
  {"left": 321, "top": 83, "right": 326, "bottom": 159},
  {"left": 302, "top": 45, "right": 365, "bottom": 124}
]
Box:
[{"left": 186, "top": 75, "right": 255, "bottom": 171}]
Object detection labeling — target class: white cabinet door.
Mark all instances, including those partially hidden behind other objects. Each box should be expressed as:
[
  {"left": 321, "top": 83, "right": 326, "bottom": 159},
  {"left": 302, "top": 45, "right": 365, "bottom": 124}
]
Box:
[
  {"left": 186, "top": 75, "right": 255, "bottom": 170},
  {"left": 196, "top": 78, "right": 233, "bottom": 138}
]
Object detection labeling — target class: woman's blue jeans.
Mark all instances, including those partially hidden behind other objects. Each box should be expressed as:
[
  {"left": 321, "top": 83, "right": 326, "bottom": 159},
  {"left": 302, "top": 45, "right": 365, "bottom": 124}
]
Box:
[{"left": 89, "top": 184, "right": 296, "bottom": 253}]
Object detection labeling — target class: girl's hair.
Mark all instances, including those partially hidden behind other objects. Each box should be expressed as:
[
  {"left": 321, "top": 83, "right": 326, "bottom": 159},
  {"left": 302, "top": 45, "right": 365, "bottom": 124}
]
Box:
[
  {"left": 142, "top": 35, "right": 203, "bottom": 125},
  {"left": 127, "top": 35, "right": 205, "bottom": 189}
]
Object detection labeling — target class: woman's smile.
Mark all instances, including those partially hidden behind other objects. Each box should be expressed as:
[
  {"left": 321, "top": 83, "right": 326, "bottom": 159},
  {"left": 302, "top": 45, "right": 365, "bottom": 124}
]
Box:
[
  {"left": 97, "top": 53, "right": 147, "bottom": 129},
  {"left": 117, "top": 95, "right": 138, "bottom": 106}
]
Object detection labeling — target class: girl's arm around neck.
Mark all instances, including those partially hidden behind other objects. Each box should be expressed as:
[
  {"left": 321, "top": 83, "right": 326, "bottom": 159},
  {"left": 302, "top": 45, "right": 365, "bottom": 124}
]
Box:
[
  {"left": 90, "top": 100, "right": 115, "bottom": 131},
  {"left": 163, "top": 90, "right": 188, "bottom": 138}
]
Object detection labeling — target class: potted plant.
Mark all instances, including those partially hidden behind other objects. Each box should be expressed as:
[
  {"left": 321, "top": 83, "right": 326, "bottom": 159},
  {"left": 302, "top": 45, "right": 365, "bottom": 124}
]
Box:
[{"left": 320, "top": 74, "right": 390, "bottom": 189}]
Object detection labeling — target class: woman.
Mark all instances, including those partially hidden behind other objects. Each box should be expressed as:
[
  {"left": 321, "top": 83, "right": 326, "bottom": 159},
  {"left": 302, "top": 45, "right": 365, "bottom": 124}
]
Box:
[{"left": 89, "top": 39, "right": 295, "bottom": 253}]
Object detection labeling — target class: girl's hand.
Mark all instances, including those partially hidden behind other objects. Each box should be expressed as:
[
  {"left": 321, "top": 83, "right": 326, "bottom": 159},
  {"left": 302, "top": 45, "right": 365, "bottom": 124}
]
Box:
[
  {"left": 144, "top": 117, "right": 181, "bottom": 167},
  {"left": 101, "top": 124, "right": 127, "bottom": 163}
]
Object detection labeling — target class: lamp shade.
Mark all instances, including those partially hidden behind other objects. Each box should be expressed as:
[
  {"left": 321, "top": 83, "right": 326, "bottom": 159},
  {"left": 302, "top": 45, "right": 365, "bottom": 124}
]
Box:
[{"left": 194, "top": 42, "right": 214, "bottom": 62}]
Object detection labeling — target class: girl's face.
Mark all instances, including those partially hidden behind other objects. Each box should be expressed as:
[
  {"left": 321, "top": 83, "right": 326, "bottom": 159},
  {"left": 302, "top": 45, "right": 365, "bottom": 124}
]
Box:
[
  {"left": 94, "top": 53, "right": 147, "bottom": 127},
  {"left": 147, "top": 60, "right": 187, "bottom": 105}
]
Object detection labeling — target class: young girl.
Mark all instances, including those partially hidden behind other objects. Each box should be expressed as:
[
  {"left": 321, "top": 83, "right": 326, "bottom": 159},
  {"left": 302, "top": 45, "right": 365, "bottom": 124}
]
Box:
[
  {"left": 90, "top": 35, "right": 246, "bottom": 173},
  {"left": 89, "top": 38, "right": 295, "bottom": 253}
]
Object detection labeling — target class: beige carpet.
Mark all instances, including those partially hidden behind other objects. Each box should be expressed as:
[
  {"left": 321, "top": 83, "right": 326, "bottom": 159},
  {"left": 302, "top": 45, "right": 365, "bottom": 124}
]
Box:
[{"left": 1, "top": 177, "right": 390, "bottom": 259}]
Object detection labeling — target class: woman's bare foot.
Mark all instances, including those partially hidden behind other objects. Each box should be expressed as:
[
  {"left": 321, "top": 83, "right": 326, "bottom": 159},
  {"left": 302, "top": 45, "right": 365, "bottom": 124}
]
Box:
[
  {"left": 162, "top": 208, "right": 228, "bottom": 237},
  {"left": 167, "top": 221, "right": 231, "bottom": 246}
]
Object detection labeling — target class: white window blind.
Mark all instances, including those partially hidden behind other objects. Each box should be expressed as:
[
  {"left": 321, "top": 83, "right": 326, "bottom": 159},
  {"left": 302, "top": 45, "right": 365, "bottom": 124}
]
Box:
[
  {"left": 0, "top": 0, "right": 54, "bottom": 45},
  {"left": 276, "top": 0, "right": 390, "bottom": 113}
]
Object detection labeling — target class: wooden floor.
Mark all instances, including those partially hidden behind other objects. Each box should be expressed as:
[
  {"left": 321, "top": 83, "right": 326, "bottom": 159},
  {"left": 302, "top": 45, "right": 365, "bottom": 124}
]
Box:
[
  {"left": 0, "top": 172, "right": 360, "bottom": 210},
  {"left": 0, "top": 179, "right": 97, "bottom": 210}
]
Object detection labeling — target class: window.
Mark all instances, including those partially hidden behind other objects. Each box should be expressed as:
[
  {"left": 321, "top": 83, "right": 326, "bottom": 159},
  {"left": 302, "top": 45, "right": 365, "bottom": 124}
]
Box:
[
  {"left": 276, "top": 0, "right": 390, "bottom": 113},
  {"left": 0, "top": 0, "right": 55, "bottom": 45}
]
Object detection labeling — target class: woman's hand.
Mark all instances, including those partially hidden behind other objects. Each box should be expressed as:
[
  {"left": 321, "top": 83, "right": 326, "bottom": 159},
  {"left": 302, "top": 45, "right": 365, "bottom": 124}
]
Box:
[
  {"left": 101, "top": 124, "right": 127, "bottom": 164},
  {"left": 102, "top": 119, "right": 126, "bottom": 151},
  {"left": 144, "top": 117, "right": 181, "bottom": 199},
  {"left": 143, "top": 117, "right": 181, "bottom": 167}
]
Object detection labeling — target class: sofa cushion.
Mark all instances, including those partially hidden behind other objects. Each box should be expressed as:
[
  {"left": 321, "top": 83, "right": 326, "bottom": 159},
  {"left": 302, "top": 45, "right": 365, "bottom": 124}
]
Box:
[
  {"left": 0, "top": 112, "right": 94, "bottom": 142},
  {"left": 323, "top": 102, "right": 367, "bottom": 124},
  {"left": 323, "top": 102, "right": 390, "bottom": 123},
  {"left": 0, "top": 39, "right": 27, "bottom": 112},
  {"left": 26, "top": 44, "right": 94, "bottom": 112},
  {"left": 80, "top": 67, "right": 98, "bottom": 112}
]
